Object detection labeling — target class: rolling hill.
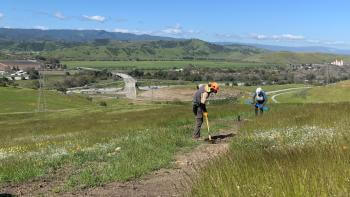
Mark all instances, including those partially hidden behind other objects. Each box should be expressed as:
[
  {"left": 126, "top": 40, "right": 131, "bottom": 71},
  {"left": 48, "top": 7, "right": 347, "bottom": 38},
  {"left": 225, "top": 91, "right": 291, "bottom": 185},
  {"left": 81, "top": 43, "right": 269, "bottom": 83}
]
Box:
[
  {"left": 40, "top": 39, "right": 265, "bottom": 61},
  {"left": 0, "top": 28, "right": 350, "bottom": 64},
  {"left": 0, "top": 28, "right": 177, "bottom": 42}
]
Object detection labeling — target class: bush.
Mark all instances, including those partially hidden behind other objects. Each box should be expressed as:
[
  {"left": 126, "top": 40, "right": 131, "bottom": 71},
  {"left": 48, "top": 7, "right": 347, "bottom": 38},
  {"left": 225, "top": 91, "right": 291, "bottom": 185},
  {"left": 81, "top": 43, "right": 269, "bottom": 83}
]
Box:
[{"left": 99, "top": 101, "right": 107, "bottom": 107}]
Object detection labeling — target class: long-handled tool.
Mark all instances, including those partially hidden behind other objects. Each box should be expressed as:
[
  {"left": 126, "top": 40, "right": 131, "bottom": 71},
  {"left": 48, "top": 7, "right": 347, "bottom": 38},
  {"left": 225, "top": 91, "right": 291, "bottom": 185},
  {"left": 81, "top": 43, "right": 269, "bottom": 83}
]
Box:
[{"left": 204, "top": 112, "right": 211, "bottom": 140}]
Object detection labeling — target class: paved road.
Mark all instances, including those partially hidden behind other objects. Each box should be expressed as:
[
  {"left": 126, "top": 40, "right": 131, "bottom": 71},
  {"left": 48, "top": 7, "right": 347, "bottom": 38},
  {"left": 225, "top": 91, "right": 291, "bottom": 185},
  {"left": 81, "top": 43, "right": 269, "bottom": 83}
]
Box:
[
  {"left": 111, "top": 72, "right": 137, "bottom": 99},
  {"left": 268, "top": 87, "right": 311, "bottom": 103},
  {"left": 76, "top": 67, "right": 137, "bottom": 99}
]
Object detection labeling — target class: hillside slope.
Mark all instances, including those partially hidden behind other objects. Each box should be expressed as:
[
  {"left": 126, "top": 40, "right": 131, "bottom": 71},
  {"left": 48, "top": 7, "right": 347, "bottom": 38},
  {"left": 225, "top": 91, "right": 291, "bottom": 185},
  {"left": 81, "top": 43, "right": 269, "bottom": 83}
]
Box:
[
  {"left": 41, "top": 39, "right": 264, "bottom": 61},
  {"left": 0, "top": 28, "right": 177, "bottom": 42}
]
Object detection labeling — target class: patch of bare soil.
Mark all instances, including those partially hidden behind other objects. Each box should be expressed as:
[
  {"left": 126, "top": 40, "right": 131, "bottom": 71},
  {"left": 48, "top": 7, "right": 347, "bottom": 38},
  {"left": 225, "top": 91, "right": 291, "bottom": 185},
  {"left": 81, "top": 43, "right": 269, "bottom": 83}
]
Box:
[{"left": 138, "top": 86, "right": 241, "bottom": 101}]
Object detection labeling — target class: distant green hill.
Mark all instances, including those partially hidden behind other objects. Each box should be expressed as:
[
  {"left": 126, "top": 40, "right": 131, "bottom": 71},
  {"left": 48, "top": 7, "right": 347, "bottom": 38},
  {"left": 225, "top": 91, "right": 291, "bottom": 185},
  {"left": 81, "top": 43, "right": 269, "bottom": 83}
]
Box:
[
  {"left": 0, "top": 28, "right": 349, "bottom": 64},
  {"left": 40, "top": 39, "right": 265, "bottom": 61},
  {"left": 0, "top": 28, "right": 177, "bottom": 42}
]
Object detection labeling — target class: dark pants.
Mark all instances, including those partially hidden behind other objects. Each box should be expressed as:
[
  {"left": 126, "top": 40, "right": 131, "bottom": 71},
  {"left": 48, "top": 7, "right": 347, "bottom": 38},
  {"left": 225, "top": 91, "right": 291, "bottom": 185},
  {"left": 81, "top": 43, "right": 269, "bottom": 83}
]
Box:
[
  {"left": 255, "top": 101, "right": 264, "bottom": 116},
  {"left": 193, "top": 105, "right": 203, "bottom": 138}
]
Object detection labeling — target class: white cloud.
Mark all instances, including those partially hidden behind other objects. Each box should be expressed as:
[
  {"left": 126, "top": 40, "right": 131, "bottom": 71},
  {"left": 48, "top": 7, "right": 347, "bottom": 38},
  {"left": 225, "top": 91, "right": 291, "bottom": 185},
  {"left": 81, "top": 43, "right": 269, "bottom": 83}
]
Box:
[
  {"left": 113, "top": 28, "right": 130, "bottom": 33},
  {"left": 83, "top": 15, "right": 106, "bottom": 22},
  {"left": 54, "top": 12, "right": 65, "bottom": 20},
  {"left": 306, "top": 39, "right": 321, "bottom": 44},
  {"left": 33, "top": 26, "right": 48, "bottom": 30},
  {"left": 249, "top": 33, "right": 304, "bottom": 41},
  {"left": 160, "top": 23, "right": 200, "bottom": 37},
  {"left": 162, "top": 23, "right": 183, "bottom": 35},
  {"left": 0, "top": 12, "right": 4, "bottom": 19},
  {"left": 323, "top": 41, "right": 345, "bottom": 45},
  {"left": 250, "top": 34, "right": 268, "bottom": 40},
  {"left": 215, "top": 33, "right": 243, "bottom": 39},
  {"left": 276, "top": 34, "right": 304, "bottom": 40},
  {"left": 113, "top": 28, "right": 152, "bottom": 35}
]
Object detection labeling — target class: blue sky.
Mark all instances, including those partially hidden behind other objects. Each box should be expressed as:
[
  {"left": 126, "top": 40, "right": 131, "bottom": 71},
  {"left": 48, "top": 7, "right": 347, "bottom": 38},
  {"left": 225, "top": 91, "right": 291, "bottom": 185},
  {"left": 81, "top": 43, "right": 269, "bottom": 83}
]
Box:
[{"left": 0, "top": 0, "right": 349, "bottom": 48}]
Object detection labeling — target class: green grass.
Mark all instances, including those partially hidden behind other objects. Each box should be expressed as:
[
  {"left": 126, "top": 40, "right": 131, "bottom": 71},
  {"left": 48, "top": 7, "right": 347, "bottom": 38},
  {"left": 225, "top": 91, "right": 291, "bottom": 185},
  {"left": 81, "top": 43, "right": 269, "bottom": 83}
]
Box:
[
  {"left": 235, "top": 84, "right": 308, "bottom": 93},
  {"left": 0, "top": 95, "right": 247, "bottom": 190},
  {"left": 0, "top": 87, "right": 94, "bottom": 113},
  {"left": 191, "top": 103, "right": 350, "bottom": 196},
  {"left": 63, "top": 60, "right": 274, "bottom": 69},
  {"left": 234, "top": 84, "right": 309, "bottom": 104},
  {"left": 275, "top": 82, "right": 350, "bottom": 103},
  {"left": 244, "top": 51, "right": 350, "bottom": 64}
]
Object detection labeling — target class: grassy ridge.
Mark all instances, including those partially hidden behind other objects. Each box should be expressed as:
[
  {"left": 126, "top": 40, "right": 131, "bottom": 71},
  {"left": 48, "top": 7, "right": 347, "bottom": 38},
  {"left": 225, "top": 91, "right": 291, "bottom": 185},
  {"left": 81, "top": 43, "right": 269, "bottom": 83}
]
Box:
[{"left": 191, "top": 103, "right": 350, "bottom": 196}]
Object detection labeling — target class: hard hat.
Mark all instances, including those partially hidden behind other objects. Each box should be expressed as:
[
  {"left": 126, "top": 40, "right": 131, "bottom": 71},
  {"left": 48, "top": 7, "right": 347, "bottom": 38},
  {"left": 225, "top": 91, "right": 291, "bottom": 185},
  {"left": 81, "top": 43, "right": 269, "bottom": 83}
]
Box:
[
  {"left": 209, "top": 82, "right": 219, "bottom": 93},
  {"left": 256, "top": 87, "right": 262, "bottom": 94}
]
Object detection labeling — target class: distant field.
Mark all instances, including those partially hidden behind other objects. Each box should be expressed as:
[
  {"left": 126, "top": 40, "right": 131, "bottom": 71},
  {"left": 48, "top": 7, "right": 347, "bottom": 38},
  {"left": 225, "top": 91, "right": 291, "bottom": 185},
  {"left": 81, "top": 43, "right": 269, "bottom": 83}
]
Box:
[
  {"left": 275, "top": 81, "right": 350, "bottom": 103},
  {"left": 235, "top": 84, "right": 308, "bottom": 93},
  {"left": 63, "top": 60, "right": 275, "bottom": 69}
]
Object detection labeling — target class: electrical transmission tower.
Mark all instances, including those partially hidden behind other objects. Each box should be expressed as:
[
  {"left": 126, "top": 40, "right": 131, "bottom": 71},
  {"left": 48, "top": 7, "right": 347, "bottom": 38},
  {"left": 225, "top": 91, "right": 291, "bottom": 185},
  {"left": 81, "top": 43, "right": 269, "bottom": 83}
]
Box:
[{"left": 37, "top": 69, "right": 47, "bottom": 112}]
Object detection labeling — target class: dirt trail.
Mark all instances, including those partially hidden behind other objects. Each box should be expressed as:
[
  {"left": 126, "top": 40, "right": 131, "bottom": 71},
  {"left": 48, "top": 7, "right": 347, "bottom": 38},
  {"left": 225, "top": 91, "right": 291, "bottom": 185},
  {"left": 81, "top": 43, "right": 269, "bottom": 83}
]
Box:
[
  {"left": 0, "top": 135, "right": 235, "bottom": 197},
  {"left": 269, "top": 87, "right": 311, "bottom": 103},
  {"left": 81, "top": 140, "right": 231, "bottom": 197}
]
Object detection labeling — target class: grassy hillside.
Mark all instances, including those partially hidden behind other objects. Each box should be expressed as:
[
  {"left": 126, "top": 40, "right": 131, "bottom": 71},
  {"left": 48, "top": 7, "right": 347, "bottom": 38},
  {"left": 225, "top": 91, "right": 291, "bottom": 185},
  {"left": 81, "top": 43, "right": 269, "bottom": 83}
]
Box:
[
  {"left": 2, "top": 35, "right": 350, "bottom": 65},
  {"left": 275, "top": 81, "right": 350, "bottom": 103},
  {"left": 0, "top": 87, "right": 93, "bottom": 113},
  {"left": 0, "top": 100, "right": 246, "bottom": 190},
  {"left": 191, "top": 103, "right": 350, "bottom": 196},
  {"left": 46, "top": 41, "right": 350, "bottom": 64},
  {"left": 41, "top": 39, "right": 263, "bottom": 61},
  {"left": 0, "top": 28, "right": 176, "bottom": 42}
]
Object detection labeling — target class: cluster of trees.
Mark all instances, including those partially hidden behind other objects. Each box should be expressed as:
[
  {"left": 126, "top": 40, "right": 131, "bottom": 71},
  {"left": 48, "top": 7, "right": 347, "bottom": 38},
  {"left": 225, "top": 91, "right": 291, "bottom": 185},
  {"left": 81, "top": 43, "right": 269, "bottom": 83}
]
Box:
[
  {"left": 0, "top": 77, "right": 14, "bottom": 87},
  {"left": 54, "top": 70, "right": 112, "bottom": 92},
  {"left": 128, "top": 65, "right": 286, "bottom": 85},
  {"left": 35, "top": 56, "right": 67, "bottom": 69},
  {"left": 129, "top": 64, "right": 350, "bottom": 86},
  {"left": 24, "top": 68, "right": 40, "bottom": 79}
]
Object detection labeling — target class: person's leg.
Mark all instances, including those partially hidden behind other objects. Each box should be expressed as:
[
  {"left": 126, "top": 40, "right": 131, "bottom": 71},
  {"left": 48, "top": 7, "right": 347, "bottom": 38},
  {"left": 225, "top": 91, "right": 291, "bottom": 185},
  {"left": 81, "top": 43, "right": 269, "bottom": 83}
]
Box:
[
  {"left": 193, "top": 106, "right": 203, "bottom": 138},
  {"left": 260, "top": 107, "right": 264, "bottom": 115},
  {"left": 255, "top": 106, "right": 259, "bottom": 116},
  {"left": 193, "top": 117, "right": 203, "bottom": 138},
  {"left": 193, "top": 105, "right": 198, "bottom": 116}
]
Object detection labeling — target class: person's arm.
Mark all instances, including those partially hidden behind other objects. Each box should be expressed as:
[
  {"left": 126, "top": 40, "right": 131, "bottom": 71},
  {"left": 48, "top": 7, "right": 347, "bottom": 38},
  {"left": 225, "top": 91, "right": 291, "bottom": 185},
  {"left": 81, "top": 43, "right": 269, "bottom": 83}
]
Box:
[
  {"left": 263, "top": 92, "right": 268, "bottom": 105},
  {"left": 200, "top": 92, "right": 209, "bottom": 112},
  {"left": 252, "top": 93, "right": 257, "bottom": 104}
]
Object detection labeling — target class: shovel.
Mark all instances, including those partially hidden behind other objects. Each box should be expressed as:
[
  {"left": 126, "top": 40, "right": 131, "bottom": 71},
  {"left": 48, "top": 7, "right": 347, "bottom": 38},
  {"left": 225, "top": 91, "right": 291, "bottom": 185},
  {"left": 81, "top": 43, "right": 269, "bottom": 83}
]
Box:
[{"left": 204, "top": 113, "right": 211, "bottom": 140}]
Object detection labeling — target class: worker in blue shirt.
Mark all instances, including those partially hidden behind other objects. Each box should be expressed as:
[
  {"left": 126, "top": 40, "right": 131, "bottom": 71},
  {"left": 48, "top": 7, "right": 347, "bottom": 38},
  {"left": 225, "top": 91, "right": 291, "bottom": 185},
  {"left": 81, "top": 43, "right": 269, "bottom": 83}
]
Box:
[{"left": 252, "top": 87, "right": 267, "bottom": 116}]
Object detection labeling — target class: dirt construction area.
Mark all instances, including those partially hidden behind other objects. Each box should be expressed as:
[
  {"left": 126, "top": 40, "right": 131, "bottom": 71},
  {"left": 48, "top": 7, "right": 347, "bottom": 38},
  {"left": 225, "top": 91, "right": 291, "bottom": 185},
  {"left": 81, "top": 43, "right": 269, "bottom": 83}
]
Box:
[{"left": 138, "top": 85, "right": 243, "bottom": 101}]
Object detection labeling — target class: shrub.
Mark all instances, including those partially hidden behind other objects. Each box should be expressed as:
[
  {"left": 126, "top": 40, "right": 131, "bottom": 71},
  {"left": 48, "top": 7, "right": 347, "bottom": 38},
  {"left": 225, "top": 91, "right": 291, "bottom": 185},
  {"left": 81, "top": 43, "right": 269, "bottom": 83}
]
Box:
[{"left": 99, "top": 101, "right": 107, "bottom": 107}]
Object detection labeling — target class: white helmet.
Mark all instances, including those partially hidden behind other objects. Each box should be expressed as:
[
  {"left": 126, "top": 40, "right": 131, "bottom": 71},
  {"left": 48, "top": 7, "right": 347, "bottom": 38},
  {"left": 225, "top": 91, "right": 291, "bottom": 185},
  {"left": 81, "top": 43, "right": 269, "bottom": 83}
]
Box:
[{"left": 256, "top": 87, "right": 262, "bottom": 94}]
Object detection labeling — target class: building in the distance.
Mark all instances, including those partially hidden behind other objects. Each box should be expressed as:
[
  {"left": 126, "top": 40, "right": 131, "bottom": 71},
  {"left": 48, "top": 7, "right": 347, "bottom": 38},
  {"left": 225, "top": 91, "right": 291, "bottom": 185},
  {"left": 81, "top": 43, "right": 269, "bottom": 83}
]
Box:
[
  {"left": 0, "top": 60, "right": 41, "bottom": 71},
  {"left": 331, "top": 59, "right": 344, "bottom": 66}
]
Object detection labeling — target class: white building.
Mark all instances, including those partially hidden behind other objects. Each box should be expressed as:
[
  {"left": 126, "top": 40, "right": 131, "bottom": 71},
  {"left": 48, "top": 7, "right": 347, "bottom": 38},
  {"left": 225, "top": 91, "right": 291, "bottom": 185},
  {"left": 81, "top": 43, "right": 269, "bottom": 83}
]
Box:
[
  {"left": 7, "top": 70, "right": 29, "bottom": 80},
  {"left": 331, "top": 59, "right": 344, "bottom": 66}
]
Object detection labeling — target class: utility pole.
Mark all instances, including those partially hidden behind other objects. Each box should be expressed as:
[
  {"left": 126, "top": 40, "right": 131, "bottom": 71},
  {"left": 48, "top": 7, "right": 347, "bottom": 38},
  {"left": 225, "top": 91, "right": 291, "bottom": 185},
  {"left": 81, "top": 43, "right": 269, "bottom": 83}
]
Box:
[{"left": 327, "top": 64, "right": 330, "bottom": 85}]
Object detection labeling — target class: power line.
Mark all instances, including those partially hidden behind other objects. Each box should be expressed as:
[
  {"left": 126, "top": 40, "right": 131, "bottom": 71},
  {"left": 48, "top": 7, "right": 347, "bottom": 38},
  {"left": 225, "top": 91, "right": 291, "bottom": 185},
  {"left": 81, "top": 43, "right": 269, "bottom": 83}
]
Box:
[{"left": 37, "top": 69, "right": 47, "bottom": 113}]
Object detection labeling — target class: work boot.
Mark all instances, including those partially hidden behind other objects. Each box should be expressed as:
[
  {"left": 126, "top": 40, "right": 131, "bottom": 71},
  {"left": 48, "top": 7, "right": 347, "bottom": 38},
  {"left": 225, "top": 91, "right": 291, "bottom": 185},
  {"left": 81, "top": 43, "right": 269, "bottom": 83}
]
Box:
[{"left": 192, "top": 135, "right": 201, "bottom": 140}]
